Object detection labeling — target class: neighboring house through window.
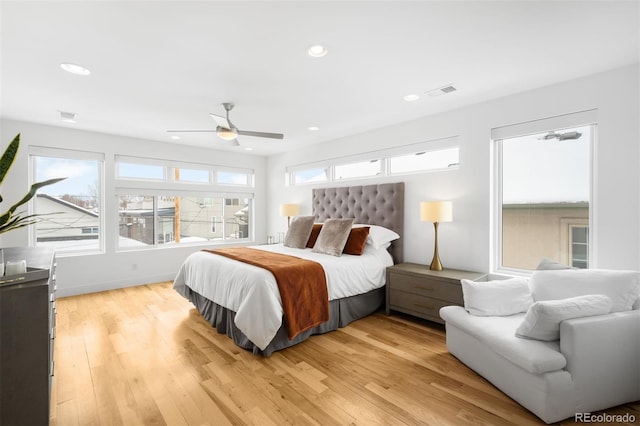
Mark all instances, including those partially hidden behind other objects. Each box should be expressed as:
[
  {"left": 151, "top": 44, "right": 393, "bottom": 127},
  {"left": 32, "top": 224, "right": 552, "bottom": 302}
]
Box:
[{"left": 115, "top": 156, "right": 254, "bottom": 249}]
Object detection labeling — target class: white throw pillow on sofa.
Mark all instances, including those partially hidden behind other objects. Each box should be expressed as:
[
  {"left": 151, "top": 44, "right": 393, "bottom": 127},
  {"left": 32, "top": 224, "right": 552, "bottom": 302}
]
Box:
[
  {"left": 529, "top": 269, "right": 640, "bottom": 313},
  {"left": 461, "top": 277, "right": 533, "bottom": 316},
  {"left": 515, "top": 294, "right": 613, "bottom": 341}
]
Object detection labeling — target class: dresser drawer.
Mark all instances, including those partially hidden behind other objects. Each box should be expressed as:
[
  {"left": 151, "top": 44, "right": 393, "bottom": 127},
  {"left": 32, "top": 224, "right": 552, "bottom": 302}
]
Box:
[
  {"left": 389, "top": 291, "right": 453, "bottom": 323},
  {"left": 389, "top": 271, "right": 463, "bottom": 304}
]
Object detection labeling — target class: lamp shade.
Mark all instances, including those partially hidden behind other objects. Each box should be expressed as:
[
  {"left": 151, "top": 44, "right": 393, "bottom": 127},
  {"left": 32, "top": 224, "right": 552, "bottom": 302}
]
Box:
[
  {"left": 420, "top": 201, "right": 453, "bottom": 223},
  {"left": 280, "top": 203, "right": 300, "bottom": 217}
]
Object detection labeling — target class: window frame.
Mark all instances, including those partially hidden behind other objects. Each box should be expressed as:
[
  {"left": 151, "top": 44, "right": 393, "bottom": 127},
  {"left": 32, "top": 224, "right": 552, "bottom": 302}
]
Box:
[
  {"left": 286, "top": 136, "right": 459, "bottom": 186},
  {"left": 115, "top": 155, "right": 254, "bottom": 188},
  {"left": 28, "top": 146, "right": 105, "bottom": 256},
  {"left": 491, "top": 111, "right": 597, "bottom": 275}
]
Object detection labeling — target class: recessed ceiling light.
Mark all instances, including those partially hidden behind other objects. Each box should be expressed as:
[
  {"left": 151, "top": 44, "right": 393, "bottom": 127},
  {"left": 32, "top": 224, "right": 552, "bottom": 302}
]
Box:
[
  {"left": 170, "top": 136, "right": 180, "bottom": 140},
  {"left": 59, "top": 111, "right": 76, "bottom": 123},
  {"left": 307, "top": 45, "right": 327, "bottom": 58},
  {"left": 60, "top": 63, "right": 91, "bottom": 76},
  {"left": 243, "top": 147, "right": 253, "bottom": 151},
  {"left": 308, "top": 126, "right": 320, "bottom": 131},
  {"left": 403, "top": 94, "right": 420, "bottom": 102}
]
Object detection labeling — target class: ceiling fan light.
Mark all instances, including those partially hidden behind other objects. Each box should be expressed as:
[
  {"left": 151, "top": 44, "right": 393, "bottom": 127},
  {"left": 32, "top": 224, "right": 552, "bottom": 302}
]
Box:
[{"left": 217, "top": 128, "right": 238, "bottom": 140}]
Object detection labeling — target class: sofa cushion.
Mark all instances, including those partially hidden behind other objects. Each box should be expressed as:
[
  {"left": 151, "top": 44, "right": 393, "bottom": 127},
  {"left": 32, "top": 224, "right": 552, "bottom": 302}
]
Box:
[
  {"left": 530, "top": 269, "right": 640, "bottom": 313},
  {"left": 461, "top": 277, "right": 533, "bottom": 316},
  {"left": 516, "top": 295, "right": 613, "bottom": 341},
  {"left": 439, "top": 306, "right": 567, "bottom": 374}
]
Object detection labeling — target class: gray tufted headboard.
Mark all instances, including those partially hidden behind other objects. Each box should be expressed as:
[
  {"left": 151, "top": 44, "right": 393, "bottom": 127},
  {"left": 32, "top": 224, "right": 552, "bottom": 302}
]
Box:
[{"left": 312, "top": 182, "right": 404, "bottom": 263}]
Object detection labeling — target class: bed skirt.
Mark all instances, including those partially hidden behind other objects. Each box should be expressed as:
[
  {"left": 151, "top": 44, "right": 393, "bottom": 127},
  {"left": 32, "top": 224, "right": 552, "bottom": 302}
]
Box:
[{"left": 180, "top": 285, "right": 385, "bottom": 356}]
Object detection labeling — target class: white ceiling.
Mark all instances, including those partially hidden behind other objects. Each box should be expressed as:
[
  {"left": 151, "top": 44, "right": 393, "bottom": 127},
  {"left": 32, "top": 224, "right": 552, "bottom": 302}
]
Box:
[{"left": 1, "top": 1, "right": 638, "bottom": 156}]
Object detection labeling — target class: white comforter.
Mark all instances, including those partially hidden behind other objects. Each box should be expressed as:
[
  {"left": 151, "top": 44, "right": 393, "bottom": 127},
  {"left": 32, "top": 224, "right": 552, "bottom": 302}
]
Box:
[{"left": 173, "top": 243, "right": 393, "bottom": 350}]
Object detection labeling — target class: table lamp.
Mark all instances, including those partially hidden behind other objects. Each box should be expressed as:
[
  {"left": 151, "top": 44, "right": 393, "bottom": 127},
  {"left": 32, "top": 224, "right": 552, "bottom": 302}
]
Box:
[
  {"left": 280, "top": 203, "right": 299, "bottom": 227},
  {"left": 420, "top": 201, "right": 453, "bottom": 271}
]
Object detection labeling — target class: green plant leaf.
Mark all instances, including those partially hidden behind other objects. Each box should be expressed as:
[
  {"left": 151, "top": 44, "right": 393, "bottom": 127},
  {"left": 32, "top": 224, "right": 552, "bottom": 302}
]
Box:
[
  {"left": 0, "top": 177, "right": 66, "bottom": 229},
  {"left": 0, "top": 133, "right": 20, "bottom": 186},
  {"left": 0, "top": 211, "right": 62, "bottom": 234}
]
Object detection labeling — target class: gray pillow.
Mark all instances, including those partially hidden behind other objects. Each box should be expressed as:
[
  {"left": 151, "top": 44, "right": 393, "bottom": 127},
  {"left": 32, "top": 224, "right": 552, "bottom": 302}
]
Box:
[
  {"left": 312, "top": 218, "right": 355, "bottom": 256},
  {"left": 283, "top": 216, "right": 315, "bottom": 248}
]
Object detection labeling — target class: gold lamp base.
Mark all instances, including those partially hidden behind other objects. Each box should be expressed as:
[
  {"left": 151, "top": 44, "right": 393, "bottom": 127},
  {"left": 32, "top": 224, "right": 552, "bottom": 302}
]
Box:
[{"left": 429, "top": 221, "right": 443, "bottom": 271}]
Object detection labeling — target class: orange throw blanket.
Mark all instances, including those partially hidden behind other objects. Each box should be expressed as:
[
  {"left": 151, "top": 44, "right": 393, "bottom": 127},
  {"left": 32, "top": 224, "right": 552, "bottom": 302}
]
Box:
[{"left": 203, "top": 247, "right": 329, "bottom": 340}]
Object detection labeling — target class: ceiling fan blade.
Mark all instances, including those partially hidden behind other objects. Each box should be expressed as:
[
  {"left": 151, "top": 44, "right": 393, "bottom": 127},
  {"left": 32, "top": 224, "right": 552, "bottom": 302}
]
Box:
[
  {"left": 210, "top": 113, "right": 230, "bottom": 129},
  {"left": 237, "top": 130, "right": 284, "bottom": 139},
  {"left": 167, "top": 130, "right": 216, "bottom": 132}
]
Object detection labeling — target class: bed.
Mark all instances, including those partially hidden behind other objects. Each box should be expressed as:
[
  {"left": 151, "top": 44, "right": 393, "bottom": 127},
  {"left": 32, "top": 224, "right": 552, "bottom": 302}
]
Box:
[{"left": 173, "top": 182, "right": 404, "bottom": 356}]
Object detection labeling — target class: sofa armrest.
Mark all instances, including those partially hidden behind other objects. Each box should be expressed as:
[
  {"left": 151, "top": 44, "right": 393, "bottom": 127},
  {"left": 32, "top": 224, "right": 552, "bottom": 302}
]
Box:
[{"left": 560, "top": 310, "right": 640, "bottom": 412}]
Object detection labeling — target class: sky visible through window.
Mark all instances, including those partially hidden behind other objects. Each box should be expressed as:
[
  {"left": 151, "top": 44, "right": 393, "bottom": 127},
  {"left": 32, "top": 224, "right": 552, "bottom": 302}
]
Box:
[
  {"left": 35, "top": 157, "right": 98, "bottom": 198},
  {"left": 502, "top": 126, "right": 590, "bottom": 204}
]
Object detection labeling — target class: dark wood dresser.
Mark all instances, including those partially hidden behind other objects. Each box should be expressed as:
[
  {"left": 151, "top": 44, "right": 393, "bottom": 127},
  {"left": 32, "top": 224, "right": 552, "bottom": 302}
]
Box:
[
  {"left": 386, "top": 263, "right": 485, "bottom": 324},
  {"left": 0, "top": 247, "right": 56, "bottom": 425}
]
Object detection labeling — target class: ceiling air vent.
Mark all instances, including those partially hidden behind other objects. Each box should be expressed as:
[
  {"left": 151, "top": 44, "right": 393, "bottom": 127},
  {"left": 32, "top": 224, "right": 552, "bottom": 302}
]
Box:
[
  {"left": 426, "top": 84, "right": 457, "bottom": 97},
  {"left": 59, "top": 111, "right": 77, "bottom": 123}
]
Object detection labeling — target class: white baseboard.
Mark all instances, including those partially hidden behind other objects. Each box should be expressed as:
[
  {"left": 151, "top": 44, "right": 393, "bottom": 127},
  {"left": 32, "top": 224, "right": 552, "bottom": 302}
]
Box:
[{"left": 55, "top": 273, "right": 176, "bottom": 297}]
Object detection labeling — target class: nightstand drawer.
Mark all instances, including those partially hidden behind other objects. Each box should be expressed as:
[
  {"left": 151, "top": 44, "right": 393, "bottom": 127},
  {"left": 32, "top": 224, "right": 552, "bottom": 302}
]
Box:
[
  {"left": 389, "top": 291, "right": 452, "bottom": 323},
  {"left": 388, "top": 271, "right": 463, "bottom": 304}
]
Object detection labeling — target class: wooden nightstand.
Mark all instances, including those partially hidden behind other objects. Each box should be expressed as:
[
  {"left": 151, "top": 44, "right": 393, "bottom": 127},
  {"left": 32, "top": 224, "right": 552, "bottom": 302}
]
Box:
[{"left": 385, "top": 263, "right": 486, "bottom": 324}]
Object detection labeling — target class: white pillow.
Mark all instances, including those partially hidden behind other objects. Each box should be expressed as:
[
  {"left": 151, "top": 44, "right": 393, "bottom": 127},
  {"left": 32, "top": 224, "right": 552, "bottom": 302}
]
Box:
[
  {"left": 353, "top": 224, "right": 399, "bottom": 250},
  {"left": 529, "top": 269, "right": 640, "bottom": 313},
  {"left": 515, "top": 294, "right": 613, "bottom": 341},
  {"left": 461, "top": 277, "right": 533, "bottom": 316}
]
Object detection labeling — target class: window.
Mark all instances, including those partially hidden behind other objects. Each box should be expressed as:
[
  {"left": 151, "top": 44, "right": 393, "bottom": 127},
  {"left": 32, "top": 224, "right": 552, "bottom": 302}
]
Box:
[
  {"left": 286, "top": 136, "right": 459, "bottom": 186},
  {"left": 117, "top": 162, "right": 164, "bottom": 180},
  {"left": 334, "top": 159, "right": 382, "bottom": 180},
  {"left": 217, "top": 170, "right": 252, "bottom": 185},
  {"left": 117, "top": 195, "right": 251, "bottom": 248},
  {"left": 31, "top": 148, "right": 104, "bottom": 254},
  {"left": 291, "top": 167, "right": 329, "bottom": 185},
  {"left": 115, "top": 156, "right": 253, "bottom": 188},
  {"left": 388, "top": 147, "right": 459, "bottom": 174},
  {"left": 115, "top": 156, "right": 254, "bottom": 250},
  {"left": 175, "top": 167, "right": 210, "bottom": 183},
  {"left": 570, "top": 225, "right": 589, "bottom": 268},
  {"left": 494, "top": 121, "right": 593, "bottom": 272}
]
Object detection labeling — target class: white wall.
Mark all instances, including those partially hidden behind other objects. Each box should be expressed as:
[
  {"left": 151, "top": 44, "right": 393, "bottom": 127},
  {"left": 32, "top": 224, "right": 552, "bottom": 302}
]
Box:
[
  {"left": 266, "top": 65, "right": 640, "bottom": 273},
  {"left": 0, "top": 120, "right": 267, "bottom": 296}
]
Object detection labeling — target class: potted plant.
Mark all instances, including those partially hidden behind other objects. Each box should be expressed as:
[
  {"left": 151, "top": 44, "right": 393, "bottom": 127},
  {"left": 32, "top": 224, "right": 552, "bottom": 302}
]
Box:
[{"left": 0, "top": 133, "right": 66, "bottom": 234}]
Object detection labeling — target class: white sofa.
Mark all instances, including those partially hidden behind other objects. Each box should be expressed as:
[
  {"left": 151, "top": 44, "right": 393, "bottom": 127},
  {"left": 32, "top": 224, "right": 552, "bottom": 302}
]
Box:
[{"left": 439, "top": 269, "right": 640, "bottom": 424}]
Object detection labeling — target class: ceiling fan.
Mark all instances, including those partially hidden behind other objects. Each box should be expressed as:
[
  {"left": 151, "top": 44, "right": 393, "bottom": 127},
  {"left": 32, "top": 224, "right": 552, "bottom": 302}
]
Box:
[
  {"left": 538, "top": 131, "right": 582, "bottom": 141},
  {"left": 167, "top": 103, "right": 284, "bottom": 146}
]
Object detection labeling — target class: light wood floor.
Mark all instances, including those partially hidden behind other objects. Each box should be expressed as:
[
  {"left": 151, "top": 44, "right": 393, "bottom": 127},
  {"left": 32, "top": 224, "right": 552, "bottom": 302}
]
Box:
[{"left": 50, "top": 282, "right": 639, "bottom": 426}]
